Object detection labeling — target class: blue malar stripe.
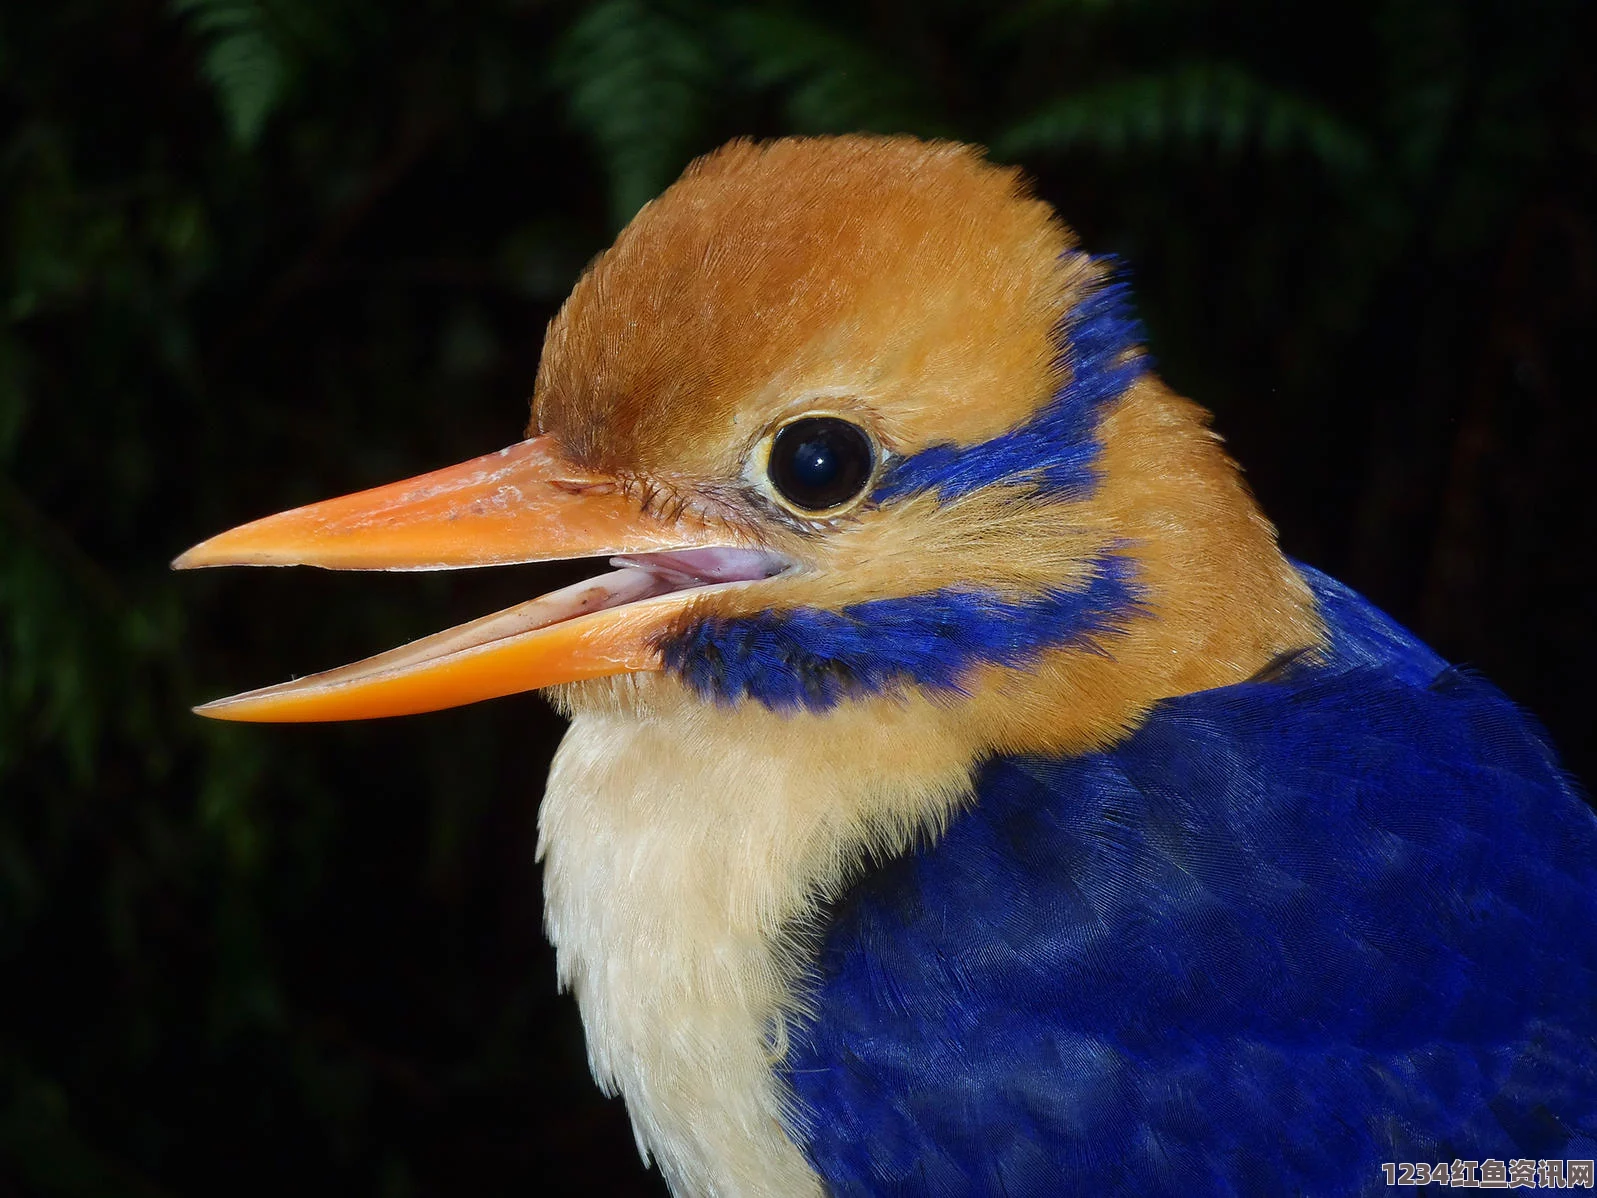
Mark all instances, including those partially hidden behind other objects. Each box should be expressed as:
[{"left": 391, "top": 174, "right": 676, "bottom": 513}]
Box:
[
  {"left": 873, "top": 254, "right": 1149, "bottom": 505},
  {"left": 657, "top": 552, "right": 1144, "bottom": 711}
]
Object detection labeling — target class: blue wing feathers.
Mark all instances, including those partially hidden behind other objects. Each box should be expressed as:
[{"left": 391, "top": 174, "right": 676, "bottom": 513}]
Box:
[{"left": 785, "top": 568, "right": 1597, "bottom": 1195}]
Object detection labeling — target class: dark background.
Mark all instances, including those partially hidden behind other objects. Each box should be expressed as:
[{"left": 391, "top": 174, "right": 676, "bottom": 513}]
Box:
[{"left": 2, "top": 0, "right": 1594, "bottom": 1193}]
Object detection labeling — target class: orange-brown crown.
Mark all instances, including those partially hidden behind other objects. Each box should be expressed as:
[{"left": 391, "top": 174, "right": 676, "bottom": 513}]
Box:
[{"left": 532, "top": 136, "right": 1082, "bottom": 480}]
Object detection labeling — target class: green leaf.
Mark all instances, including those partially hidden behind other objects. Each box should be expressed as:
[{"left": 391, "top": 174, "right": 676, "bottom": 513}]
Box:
[{"left": 171, "top": 0, "right": 289, "bottom": 147}]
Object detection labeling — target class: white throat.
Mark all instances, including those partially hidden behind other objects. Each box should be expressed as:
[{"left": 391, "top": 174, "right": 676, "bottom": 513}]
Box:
[{"left": 537, "top": 689, "right": 976, "bottom": 1196}]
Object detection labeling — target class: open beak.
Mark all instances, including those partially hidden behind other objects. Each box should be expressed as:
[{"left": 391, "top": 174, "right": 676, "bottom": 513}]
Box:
[{"left": 174, "top": 436, "right": 784, "bottom": 721}]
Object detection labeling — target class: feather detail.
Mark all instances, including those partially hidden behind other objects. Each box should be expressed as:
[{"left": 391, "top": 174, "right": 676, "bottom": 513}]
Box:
[
  {"left": 875, "top": 257, "right": 1147, "bottom": 504},
  {"left": 784, "top": 566, "right": 1597, "bottom": 1196},
  {"left": 539, "top": 682, "right": 986, "bottom": 1195}
]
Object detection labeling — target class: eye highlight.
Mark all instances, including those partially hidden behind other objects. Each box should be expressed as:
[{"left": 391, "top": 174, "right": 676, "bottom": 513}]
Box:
[{"left": 766, "top": 416, "right": 876, "bottom": 514}]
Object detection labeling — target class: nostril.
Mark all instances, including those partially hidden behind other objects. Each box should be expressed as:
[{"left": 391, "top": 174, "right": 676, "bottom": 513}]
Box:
[{"left": 547, "top": 478, "right": 616, "bottom": 496}]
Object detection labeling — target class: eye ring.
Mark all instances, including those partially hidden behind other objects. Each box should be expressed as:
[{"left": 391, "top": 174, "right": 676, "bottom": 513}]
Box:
[{"left": 760, "top": 414, "right": 877, "bottom": 517}]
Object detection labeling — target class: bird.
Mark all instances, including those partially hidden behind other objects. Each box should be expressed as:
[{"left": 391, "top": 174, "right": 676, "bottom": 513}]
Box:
[{"left": 175, "top": 135, "right": 1597, "bottom": 1197}]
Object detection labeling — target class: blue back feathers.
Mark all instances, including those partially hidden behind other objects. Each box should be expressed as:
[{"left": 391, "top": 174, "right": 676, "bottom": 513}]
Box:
[
  {"left": 783, "top": 566, "right": 1597, "bottom": 1196},
  {"left": 658, "top": 255, "right": 1149, "bottom": 712}
]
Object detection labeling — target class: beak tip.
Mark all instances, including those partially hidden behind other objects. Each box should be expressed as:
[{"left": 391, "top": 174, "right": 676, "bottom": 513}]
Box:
[
  {"left": 171, "top": 536, "right": 297, "bottom": 571},
  {"left": 173, "top": 531, "right": 232, "bottom": 569},
  {"left": 193, "top": 686, "right": 275, "bottom": 720}
]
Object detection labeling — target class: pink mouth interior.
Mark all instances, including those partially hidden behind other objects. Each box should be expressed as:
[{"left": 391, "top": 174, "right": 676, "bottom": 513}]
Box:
[
  {"left": 567, "top": 546, "right": 790, "bottom": 619},
  {"left": 611, "top": 547, "right": 790, "bottom": 587},
  {"left": 462, "top": 546, "right": 790, "bottom": 646},
  {"left": 452, "top": 547, "right": 790, "bottom": 654}
]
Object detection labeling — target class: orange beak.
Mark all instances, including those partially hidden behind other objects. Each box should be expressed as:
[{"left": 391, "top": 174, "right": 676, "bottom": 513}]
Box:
[{"left": 175, "top": 436, "right": 783, "bottom": 721}]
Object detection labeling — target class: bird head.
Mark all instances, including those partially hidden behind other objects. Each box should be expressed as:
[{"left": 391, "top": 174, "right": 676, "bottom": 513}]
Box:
[{"left": 177, "top": 136, "right": 1319, "bottom": 759}]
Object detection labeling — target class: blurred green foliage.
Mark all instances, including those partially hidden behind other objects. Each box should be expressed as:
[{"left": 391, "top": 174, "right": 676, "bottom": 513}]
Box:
[{"left": 2, "top": 0, "right": 1593, "bottom": 1193}]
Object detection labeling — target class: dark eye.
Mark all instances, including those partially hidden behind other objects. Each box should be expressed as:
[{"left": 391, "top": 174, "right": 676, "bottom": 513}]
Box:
[{"left": 767, "top": 416, "right": 875, "bottom": 513}]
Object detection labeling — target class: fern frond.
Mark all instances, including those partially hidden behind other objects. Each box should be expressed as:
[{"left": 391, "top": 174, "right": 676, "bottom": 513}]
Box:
[
  {"left": 551, "top": 0, "right": 714, "bottom": 226},
  {"left": 720, "top": 10, "right": 924, "bottom": 134},
  {"left": 996, "top": 62, "right": 1371, "bottom": 176}
]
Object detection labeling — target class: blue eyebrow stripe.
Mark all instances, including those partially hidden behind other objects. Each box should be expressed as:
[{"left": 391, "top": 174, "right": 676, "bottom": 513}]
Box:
[
  {"left": 873, "top": 254, "right": 1148, "bottom": 505},
  {"left": 658, "top": 551, "right": 1144, "bottom": 712}
]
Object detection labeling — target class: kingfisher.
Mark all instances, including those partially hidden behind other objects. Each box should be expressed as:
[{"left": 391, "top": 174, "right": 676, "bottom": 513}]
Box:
[{"left": 176, "top": 136, "right": 1597, "bottom": 1196}]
